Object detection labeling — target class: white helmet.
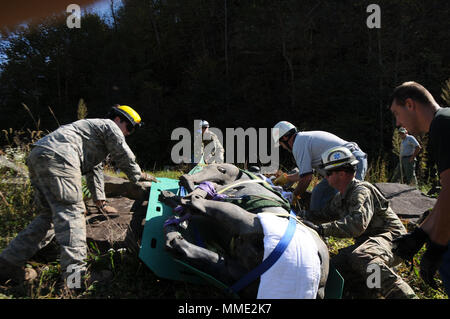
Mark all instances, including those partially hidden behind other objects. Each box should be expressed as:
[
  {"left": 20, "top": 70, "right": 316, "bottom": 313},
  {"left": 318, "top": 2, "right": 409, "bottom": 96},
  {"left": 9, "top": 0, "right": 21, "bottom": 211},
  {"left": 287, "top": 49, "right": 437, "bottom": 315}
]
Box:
[
  {"left": 272, "top": 121, "right": 297, "bottom": 144},
  {"left": 200, "top": 120, "right": 210, "bottom": 128},
  {"left": 320, "top": 146, "right": 359, "bottom": 171}
]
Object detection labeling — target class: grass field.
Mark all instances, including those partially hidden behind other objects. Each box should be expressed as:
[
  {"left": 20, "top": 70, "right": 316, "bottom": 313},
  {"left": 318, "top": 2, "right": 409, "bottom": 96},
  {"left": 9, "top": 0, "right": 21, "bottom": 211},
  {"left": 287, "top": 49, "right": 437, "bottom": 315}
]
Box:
[{"left": 0, "top": 148, "right": 447, "bottom": 299}]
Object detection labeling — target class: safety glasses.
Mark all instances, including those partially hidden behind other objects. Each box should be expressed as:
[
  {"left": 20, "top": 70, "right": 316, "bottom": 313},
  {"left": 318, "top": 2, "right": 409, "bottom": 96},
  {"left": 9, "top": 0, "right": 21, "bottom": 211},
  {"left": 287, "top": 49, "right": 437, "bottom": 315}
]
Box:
[{"left": 126, "top": 122, "right": 136, "bottom": 135}]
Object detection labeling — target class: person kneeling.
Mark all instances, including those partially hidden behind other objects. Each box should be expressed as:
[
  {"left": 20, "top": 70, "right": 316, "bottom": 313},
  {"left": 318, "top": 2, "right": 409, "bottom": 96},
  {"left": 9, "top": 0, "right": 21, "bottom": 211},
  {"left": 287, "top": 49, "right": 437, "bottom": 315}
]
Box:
[{"left": 301, "top": 146, "right": 417, "bottom": 299}]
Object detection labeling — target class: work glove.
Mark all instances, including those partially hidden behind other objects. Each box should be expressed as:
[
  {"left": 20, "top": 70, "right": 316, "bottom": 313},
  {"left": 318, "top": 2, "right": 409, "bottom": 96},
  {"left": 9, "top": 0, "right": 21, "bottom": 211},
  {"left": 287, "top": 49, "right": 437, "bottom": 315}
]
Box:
[
  {"left": 95, "top": 200, "right": 118, "bottom": 214},
  {"left": 392, "top": 227, "right": 428, "bottom": 261},
  {"left": 302, "top": 220, "right": 324, "bottom": 237},
  {"left": 140, "top": 172, "right": 160, "bottom": 183},
  {"left": 419, "top": 241, "right": 448, "bottom": 290},
  {"left": 273, "top": 173, "right": 288, "bottom": 186}
]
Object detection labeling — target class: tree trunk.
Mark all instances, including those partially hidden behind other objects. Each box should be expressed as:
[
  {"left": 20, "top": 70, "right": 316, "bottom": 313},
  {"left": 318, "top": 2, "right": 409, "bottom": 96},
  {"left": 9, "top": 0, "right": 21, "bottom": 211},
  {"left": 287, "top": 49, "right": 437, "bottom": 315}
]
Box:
[
  {"left": 377, "top": 29, "right": 383, "bottom": 150},
  {"left": 278, "top": 8, "right": 295, "bottom": 111},
  {"left": 110, "top": 0, "right": 118, "bottom": 33},
  {"left": 224, "top": 0, "right": 229, "bottom": 78},
  {"left": 148, "top": 1, "right": 161, "bottom": 50}
]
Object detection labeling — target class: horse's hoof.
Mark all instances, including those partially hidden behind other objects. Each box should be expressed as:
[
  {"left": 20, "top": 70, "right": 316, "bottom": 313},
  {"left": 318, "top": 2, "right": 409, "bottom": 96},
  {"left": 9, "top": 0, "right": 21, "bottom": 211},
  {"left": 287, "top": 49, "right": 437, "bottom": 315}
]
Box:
[
  {"left": 158, "top": 190, "right": 182, "bottom": 208},
  {"left": 164, "top": 225, "right": 185, "bottom": 250}
]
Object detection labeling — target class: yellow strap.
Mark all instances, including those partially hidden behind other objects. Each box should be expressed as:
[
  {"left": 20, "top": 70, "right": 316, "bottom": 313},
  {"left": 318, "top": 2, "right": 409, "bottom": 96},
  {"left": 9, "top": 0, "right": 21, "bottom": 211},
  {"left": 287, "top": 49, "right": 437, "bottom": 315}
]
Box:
[
  {"left": 241, "top": 170, "right": 273, "bottom": 189},
  {"left": 217, "top": 179, "right": 271, "bottom": 194}
]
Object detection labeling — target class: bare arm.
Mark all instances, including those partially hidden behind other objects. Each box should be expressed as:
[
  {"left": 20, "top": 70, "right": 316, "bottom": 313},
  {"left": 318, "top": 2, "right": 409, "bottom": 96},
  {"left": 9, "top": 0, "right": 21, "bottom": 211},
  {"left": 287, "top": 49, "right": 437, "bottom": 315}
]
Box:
[
  {"left": 410, "top": 145, "right": 421, "bottom": 162},
  {"left": 291, "top": 173, "right": 313, "bottom": 197},
  {"left": 420, "top": 169, "right": 450, "bottom": 245}
]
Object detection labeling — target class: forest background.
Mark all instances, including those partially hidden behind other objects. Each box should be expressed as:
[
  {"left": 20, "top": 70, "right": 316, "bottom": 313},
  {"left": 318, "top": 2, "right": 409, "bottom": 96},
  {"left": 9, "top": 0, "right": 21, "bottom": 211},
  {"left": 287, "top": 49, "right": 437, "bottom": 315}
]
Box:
[
  {"left": 0, "top": 0, "right": 449, "bottom": 300},
  {"left": 1, "top": 0, "right": 450, "bottom": 179}
]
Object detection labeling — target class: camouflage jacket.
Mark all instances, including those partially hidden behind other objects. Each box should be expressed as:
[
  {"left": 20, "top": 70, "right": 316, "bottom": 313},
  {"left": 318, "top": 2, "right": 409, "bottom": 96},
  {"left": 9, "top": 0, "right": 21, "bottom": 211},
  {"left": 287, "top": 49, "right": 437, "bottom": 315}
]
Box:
[
  {"left": 306, "top": 179, "right": 406, "bottom": 240},
  {"left": 32, "top": 119, "right": 142, "bottom": 201},
  {"left": 194, "top": 130, "right": 225, "bottom": 164}
]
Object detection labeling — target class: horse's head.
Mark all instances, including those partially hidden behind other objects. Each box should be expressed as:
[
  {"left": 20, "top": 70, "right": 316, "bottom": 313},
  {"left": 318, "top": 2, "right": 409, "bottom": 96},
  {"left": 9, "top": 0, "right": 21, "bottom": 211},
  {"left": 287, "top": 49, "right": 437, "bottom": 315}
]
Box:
[{"left": 179, "top": 163, "right": 242, "bottom": 192}]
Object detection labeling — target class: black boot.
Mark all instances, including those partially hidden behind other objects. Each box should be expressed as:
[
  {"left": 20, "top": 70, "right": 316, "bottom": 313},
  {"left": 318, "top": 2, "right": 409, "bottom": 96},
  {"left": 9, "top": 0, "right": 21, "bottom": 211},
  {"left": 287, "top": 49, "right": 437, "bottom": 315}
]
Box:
[{"left": 0, "top": 257, "right": 37, "bottom": 285}]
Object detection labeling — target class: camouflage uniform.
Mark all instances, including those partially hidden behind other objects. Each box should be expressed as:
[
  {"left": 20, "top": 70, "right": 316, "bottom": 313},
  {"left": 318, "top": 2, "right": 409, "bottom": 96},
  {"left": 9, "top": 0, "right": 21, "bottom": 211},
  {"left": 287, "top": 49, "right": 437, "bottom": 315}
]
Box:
[
  {"left": 198, "top": 130, "right": 225, "bottom": 164},
  {"left": 0, "top": 119, "right": 142, "bottom": 280},
  {"left": 305, "top": 179, "right": 418, "bottom": 298}
]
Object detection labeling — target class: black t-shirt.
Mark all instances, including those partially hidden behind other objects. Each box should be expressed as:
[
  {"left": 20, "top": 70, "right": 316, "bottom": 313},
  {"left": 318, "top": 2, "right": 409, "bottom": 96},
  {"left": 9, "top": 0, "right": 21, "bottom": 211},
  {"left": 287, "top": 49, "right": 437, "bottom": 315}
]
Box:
[{"left": 429, "top": 107, "right": 450, "bottom": 174}]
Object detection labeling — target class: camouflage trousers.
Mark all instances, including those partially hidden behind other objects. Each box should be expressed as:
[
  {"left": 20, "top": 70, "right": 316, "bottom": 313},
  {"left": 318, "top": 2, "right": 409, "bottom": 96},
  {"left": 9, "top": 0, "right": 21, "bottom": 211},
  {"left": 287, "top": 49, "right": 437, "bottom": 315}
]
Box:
[
  {"left": 331, "top": 232, "right": 418, "bottom": 299},
  {"left": 0, "top": 147, "right": 87, "bottom": 279}
]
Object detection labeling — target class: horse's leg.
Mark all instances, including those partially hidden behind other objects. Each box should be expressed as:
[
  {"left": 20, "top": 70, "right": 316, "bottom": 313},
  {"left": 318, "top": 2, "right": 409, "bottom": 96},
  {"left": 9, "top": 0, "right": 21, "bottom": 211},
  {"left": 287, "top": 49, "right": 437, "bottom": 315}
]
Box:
[
  {"left": 179, "top": 174, "right": 196, "bottom": 193},
  {"left": 164, "top": 224, "right": 259, "bottom": 297},
  {"left": 187, "top": 194, "right": 266, "bottom": 276},
  {"left": 159, "top": 190, "right": 264, "bottom": 285},
  {"left": 159, "top": 189, "right": 261, "bottom": 237}
]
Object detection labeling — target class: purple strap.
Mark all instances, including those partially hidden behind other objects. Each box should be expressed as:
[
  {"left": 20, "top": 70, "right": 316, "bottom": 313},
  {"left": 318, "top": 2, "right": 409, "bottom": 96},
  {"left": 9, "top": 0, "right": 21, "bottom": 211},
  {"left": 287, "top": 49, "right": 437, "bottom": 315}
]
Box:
[
  {"left": 164, "top": 212, "right": 192, "bottom": 228},
  {"left": 163, "top": 182, "right": 227, "bottom": 228},
  {"left": 174, "top": 205, "right": 184, "bottom": 214},
  {"left": 196, "top": 181, "right": 228, "bottom": 201}
]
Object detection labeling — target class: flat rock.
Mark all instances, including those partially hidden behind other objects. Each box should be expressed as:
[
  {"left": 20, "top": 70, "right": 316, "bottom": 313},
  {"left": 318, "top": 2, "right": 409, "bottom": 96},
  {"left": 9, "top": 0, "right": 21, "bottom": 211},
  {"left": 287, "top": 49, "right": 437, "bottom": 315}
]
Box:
[
  {"left": 85, "top": 175, "right": 152, "bottom": 254},
  {"left": 374, "top": 182, "right": 436, "bottom": 219},
  {"left": 85, "top": 197, "right": 148, "bottom": 254},
  {"left": 104, "top": 174, "right": 151, "bottom": 200}
]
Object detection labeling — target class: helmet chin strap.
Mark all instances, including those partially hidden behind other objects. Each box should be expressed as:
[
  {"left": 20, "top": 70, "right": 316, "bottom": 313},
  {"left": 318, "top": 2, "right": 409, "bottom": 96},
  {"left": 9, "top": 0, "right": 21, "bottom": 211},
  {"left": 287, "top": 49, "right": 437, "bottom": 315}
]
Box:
[
  {"left": 279, "top": 139, "right": 289, "bottom": 152},
  {"left": 282, "top": 133, "right": 296, "bottom": 152}
]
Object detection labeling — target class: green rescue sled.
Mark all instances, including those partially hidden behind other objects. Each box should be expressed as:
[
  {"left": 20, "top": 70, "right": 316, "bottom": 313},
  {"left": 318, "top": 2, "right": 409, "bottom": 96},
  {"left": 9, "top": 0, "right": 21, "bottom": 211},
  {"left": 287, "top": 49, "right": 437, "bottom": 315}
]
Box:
[{"left": 138, "top": 164, "right": 344, "bottom": 299}]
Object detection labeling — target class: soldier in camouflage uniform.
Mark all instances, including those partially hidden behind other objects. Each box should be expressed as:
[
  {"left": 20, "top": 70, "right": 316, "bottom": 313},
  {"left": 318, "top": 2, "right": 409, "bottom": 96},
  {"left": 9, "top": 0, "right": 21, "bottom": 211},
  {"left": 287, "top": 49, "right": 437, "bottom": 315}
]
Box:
[
  {"left": 0, "top": 105, "right": 157, "bottom": 287},
  {"left": 196, "top": 120, "right": 225, "bottom": 164},
  {"left": 301, "top": 146, "right": 417, "bottom": 299}
]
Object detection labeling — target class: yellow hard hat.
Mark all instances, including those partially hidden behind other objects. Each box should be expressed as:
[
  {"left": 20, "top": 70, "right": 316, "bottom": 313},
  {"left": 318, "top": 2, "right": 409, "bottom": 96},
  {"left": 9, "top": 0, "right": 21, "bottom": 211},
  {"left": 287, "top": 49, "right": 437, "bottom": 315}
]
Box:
[{"left": 113, "top": 105, "right": 143, "bottom": 129}]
